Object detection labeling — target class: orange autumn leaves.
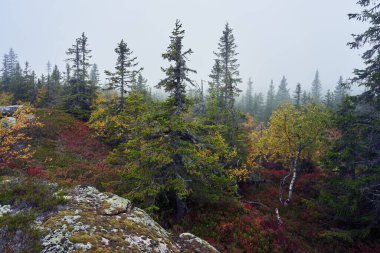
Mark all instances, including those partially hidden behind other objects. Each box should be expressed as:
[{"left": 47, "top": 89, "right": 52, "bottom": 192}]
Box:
[{"left": 0, "top": 105, "right": 42, "bottom": 166}]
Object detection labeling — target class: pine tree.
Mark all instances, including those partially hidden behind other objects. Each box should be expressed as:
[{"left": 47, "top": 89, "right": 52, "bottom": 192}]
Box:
[
  {"left": 264, "top": 80, "right": 275, "bottom": 121},
  {"left": 157, "top": 19, "right": 196, "bottom": 115},
  {"left": 311, "top": 70, "right": 322, "bottom": 103},
  {"left": 276, "top": 76, "right": 291, "bottom": 106},
  {"left": 293, "top": 83, "right": 302, "bottom": 108},
  {"left": 245, "top": 77, "right": 254, "bottom": 114}
]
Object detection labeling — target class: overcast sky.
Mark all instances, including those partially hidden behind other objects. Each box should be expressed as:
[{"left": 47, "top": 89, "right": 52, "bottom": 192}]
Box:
[{"left": 0, "top": 0, "right": 368, "bottom": 95}]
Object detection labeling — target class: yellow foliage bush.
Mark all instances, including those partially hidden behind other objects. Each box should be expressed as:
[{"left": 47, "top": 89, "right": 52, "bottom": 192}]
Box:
[{"left": 0, "top": 105, "right": 43, "bottom": 166}]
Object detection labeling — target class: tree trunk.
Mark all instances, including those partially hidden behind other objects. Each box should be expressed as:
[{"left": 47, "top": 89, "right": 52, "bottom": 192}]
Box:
[
  {"left": 175, "top": 194, "right": 187, "bottom": 221},
  {"left": 285, "top": 149, "right": 300, "bottom": 205}
]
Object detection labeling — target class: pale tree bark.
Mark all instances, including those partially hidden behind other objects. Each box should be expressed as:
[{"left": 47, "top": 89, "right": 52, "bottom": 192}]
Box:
[
  {"left": 275, "top": 208, "right": 283, "bottom": 225},
  {"left": 285, "top": 148, "right": 301, "bottom": 205}
]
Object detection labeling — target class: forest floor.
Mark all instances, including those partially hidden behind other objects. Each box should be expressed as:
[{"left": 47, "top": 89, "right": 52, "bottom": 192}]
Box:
[{"left": 9, "top": 109, "right": 378, "bottom": 253}]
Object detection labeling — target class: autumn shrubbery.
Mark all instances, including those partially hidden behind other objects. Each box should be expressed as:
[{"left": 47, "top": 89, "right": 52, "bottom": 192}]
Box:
[{"left": 0, "top": 105, "right": 42, "bottom": 169}]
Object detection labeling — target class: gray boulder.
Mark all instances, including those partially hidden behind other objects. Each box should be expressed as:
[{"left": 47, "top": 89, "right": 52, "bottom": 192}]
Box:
[{"left": 0, "top": 105, "right": 23, "bottom": 116}]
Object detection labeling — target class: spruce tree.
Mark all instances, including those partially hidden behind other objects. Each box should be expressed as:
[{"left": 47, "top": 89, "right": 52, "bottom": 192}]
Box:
[
  {"left": 131, "top": 73, "right": 148, "bottom": 95},
  {"left": 293, "top": 83, "right": 302, "bottom": 108},
  {"left": 311, "top": 70, "right": 322, "bottom": 103},
  {"left": 245, "top": 77, "right": 254, "bottom": 114},
  {"left": 207, "top": 59, "right": 223, "bottom": 123},
  {"left": 49, "top": 65, "right": 61, "bottom": 106},
  {"left": 324, "top": 89, "right": 334, "bottom": 108},
  {"left": 275, "top": 76, "right": 291, "bottom": 106},
  {"left": 105, "top": 39, "right": 142, "bottom": 109},
  {"left": 214, "top": 23, "right": 242, "bottom": 144},
  {"left": 64, "top": 33, "right": 97, "bottom": 119},
  {"left": 333, "top": 76, "right": 349, "bottom": 107},
  {"left": 264, "top": 80, "right": 275, "bottom": 121},
  {"left": 90, "top": 63, "right": 100, "bottom": 86},
  {"left": 301, "top": 90, "right": 310, "bottom": 105},
  {"left": 252, "top": 92, "right": 264, "bottom": 121},
  {"left": 157, "top": 19, "right": 196, "bottom": 115}
]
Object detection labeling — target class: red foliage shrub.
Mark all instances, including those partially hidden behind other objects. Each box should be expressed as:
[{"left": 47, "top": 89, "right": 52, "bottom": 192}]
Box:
[
  {"left": 26, "top": 167, "right": 47, "bottom": 177},
  {"left": 60, "top": 121, "right": 109, "bottom": 160}
]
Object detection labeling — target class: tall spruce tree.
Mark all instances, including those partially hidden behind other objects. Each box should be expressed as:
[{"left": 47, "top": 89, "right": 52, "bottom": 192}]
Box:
[
  {"left": 105, "top": 39, "right": 142, "bottom": 109},
  {"left": 311, "top": 70, "right": 322, "bottom": 103},
  {"left": 65, "top": 33, "right": 96, "bottom": 119},
  {"left": 214, "top": 23, "right": 242, "bottom": 144},
  {"left": 157, "top": 19, "right": 196, "bottom": 115}
]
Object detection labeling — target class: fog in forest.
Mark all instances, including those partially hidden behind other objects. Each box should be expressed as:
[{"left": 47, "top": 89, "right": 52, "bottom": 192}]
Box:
[{"left": 0, "top": 0, "right": 367, "bottom": 93}]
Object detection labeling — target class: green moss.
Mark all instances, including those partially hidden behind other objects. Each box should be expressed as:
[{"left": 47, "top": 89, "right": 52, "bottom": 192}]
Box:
[
  {"left": 0, "top": 213, "right": 42, "bottom": 253},
  {"left": 70, "top": 232, "right": 96, "bottom": 244},
  {"left": 0, "top": 181, "right": 67, "bottom": 212}
]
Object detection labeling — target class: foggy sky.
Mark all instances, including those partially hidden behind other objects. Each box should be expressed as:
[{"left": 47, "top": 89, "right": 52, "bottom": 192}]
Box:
[{"left": 0, "top": 0, "right": 368, "bottom": 95}]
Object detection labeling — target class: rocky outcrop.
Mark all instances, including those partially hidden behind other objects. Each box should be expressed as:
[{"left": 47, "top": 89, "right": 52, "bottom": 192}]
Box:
[
  {"left": 0, "top": 105, "right": 23, "bottom": 116},
  {"left": 4, "top": 184, "right": 219, "bottom": 253}
]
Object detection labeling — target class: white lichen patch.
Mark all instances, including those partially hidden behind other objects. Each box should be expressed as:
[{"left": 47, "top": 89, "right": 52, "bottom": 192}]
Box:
[
  {"left": 0, "top": 205, "right": 12, "bottom": 217},
  {"left": 103, "top": 194, "right": 131, "bottom": 215}
]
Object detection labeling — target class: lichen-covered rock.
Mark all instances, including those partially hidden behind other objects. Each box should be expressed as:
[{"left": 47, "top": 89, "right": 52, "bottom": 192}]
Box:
[
  {"left": 0, "top": 105, "right": 23, "bottom": 116},
  {"left": 177, "top": 233, "right": 219, "bottom": 253},
  {"left": 0, "top": 205, "right": 12, "bottom": 216},
  {"left": 39, "top": 185, "right": 219, "bottom": 253}
]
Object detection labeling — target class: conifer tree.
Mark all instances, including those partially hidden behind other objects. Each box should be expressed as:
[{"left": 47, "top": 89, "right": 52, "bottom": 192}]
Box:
[
  {"left": 157, "top": 19, "right": 196, "bottom": 115},
  {"left": 131, "top": 73, "right": 148, "bottom": 95},
  {"left": 275, "top": 76, "right": 291, "bottom": 106},
  {"left": 214, "top": 23, "right": 242, "bottom": 144},
  {"left": 90, "top": 63, "right": 100, "bottom": 86},
  {"left": 64, "top": 33, "right": 97, "bottom": 119},
  {"left": 333, "top": 76, "right": 349, "bottom": 107},
  {"left": 252, "top": 92, "right": 264, "bottom": 121},
  {"left": 245, "top": 77, "right": 254, "bottom": 114},
  {"left": 105, "top": 39, "right": 142, "bottom": 109},
  {"left": 301, "top": 90, "right": 310, "bottom": 105},
  {"left": 324, "top": 89, "right": 334, "bottom": 108},
  {"left": 264, "top": 80, "right": 275, "bottom": 121},
  {"left": 311, "top": 70, "right": 322, "bottom": 103},
  {"left": 207, "top": 59, "right": 223, "bottom": 123},
  {"left": 293, "top": 83, "right": 302, "bottom": 108}
]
